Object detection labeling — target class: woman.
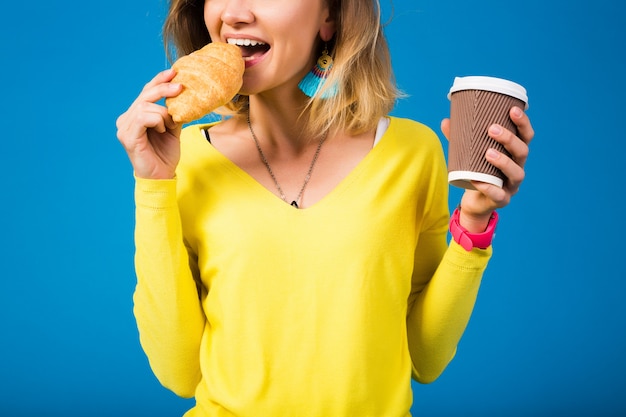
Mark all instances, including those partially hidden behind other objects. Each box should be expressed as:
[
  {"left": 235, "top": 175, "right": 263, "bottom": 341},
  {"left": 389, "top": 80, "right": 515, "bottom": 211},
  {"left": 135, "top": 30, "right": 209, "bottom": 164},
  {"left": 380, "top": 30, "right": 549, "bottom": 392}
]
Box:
[{"left": 116, "top": 0, "right": 534, "bottom": 415}]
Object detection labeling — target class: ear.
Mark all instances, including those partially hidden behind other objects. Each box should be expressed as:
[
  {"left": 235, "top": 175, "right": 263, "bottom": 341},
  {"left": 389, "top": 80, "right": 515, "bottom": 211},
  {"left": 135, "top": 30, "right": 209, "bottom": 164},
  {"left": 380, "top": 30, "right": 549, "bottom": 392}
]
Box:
[{"left": 319, "top": 9, "right": 336, "bottom": 42}]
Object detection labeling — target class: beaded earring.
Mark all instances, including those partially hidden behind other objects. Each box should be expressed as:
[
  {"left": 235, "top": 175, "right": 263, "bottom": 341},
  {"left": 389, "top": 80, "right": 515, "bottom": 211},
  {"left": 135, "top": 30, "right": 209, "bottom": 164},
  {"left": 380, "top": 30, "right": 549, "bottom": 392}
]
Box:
[{"left": 298, "top": 45, "right": 338, "bottom": 99}]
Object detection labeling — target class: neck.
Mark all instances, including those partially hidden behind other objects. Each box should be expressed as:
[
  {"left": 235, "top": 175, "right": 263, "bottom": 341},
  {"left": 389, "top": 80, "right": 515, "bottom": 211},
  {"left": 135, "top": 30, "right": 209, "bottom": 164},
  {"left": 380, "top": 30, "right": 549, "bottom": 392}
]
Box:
[
  {"left": 247, "top": 93, "right": 316, "bottom": 153},
  {"left": 245, "top": 103, "right": 329, "bottom": 209}
]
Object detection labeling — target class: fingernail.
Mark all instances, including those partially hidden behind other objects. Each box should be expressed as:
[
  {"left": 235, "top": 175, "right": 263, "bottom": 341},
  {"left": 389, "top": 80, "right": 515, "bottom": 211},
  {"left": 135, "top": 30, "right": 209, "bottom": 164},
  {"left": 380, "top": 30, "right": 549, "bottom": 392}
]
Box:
[
  {"left": 489, "top": 125, "right": 502, "bottom": 135},
  {"left": 512, "top": 107, "right": 523, "bottom": 118},
  {"left": 486, "top": 148, "right": 500, "bottom": 159}
]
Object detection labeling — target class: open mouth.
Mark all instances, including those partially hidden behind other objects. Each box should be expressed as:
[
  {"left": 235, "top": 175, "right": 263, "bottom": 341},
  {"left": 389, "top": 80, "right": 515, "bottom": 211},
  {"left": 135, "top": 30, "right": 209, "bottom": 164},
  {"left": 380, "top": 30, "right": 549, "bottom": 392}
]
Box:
[{"left": 227, "top": 38, "right": 270, "bottom": 62}]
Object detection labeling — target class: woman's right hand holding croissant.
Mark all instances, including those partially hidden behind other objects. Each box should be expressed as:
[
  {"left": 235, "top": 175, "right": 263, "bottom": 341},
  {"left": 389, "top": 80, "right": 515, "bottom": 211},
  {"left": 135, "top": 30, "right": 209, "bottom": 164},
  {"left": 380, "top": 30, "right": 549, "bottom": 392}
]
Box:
[{"left": 116, "top": 69, "right": 183, "bottom": 179}]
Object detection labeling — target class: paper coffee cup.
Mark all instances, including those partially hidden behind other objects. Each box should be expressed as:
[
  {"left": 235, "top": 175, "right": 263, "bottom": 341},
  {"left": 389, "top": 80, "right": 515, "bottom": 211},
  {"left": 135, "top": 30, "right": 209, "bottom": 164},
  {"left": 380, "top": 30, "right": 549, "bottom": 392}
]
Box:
[{"left": 447, "top": 76, "right": 528, "bottom": 189}]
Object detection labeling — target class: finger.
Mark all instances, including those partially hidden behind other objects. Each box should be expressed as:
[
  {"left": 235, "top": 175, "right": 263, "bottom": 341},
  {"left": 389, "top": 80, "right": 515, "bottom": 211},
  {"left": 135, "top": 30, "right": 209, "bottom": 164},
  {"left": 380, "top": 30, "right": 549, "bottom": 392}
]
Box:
[
  {"left": 163, "top": 109, "right": 179, "bottom": 131},
  {"left": 488, "top": 123, "right": 529, "bottom": 168},
  {"left": 440, "top": 118, "right": 450, "bottom": 141},
  {"left": 134, "top": 103, "right": 173, "bottom": 134},
  {"left": 470, "top": 180, "right": 510, "bottom": 208},
  {"left": 119, "top": 102, "right": 171, "bottom": 144},
  {"left": 485, "top": 148, "right": 525, "bottom": 193},
  {"left": 510, "top": 106, "right": 534, "bottom": 145},
  {"left": 142, "top": 68, "right": 178, "bottom": 92},
  {"left": 138, "top": 80, "right": 183, "bottom": 105}
]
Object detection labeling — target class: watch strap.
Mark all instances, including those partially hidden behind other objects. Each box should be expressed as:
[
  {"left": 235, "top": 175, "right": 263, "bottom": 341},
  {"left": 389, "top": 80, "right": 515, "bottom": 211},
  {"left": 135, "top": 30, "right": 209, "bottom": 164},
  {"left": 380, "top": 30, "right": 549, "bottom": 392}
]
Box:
[{"left": 450, "top": 208, "right": 498, "bottom": 251}]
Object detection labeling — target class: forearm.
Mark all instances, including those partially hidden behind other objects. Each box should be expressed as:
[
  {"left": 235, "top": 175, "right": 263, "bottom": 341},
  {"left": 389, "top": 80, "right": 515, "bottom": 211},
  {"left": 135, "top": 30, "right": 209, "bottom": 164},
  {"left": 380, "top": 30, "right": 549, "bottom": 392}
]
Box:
[
  {"left": 407, "top": 241, "right": 491, "bottom": 383},
  {"left": 133, "top": 177, "right": 205, "bottom": 398}
]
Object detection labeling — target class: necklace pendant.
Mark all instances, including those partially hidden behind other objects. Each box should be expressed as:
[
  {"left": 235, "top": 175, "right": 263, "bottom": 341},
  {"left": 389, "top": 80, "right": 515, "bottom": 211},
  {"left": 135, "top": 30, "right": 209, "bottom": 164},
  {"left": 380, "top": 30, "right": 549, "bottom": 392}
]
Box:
[{"left": 290, "top": 201, "right": 299, "bottom": 208}]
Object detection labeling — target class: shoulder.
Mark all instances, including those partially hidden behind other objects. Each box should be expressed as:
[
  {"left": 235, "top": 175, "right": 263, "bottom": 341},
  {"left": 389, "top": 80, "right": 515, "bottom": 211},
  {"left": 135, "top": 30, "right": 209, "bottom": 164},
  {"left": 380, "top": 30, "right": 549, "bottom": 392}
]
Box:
[
  {"left": 180, "top": 121, "right": 219, "bottom": 147},
  {"left": 380, "top": 117, "right": 448, "bottom": 186},
  {"left": 178, "top": 121, "right": 224, "bottom": 159},
  {"left": 384, "top": 117, "right": 445, "bottom": 166},
  {"left": 387, "top": 117, "right": 441, "bottom": 150},
  {"left": 175, "top": 121, "right": 225, "bottom": 181}
]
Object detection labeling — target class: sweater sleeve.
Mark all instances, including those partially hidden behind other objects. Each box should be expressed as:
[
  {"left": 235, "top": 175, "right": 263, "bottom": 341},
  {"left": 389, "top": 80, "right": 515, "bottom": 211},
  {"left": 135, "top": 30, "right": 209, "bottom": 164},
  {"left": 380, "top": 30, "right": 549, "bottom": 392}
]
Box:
[
  {"left": 407, "top": 236, "right": 491, "bottom": 383},
  {"left": 405, "top": 122, "right": 492, "bottom": 383},
  {"left": 132, "top": 177, "right": 205, "bottom": 398}
]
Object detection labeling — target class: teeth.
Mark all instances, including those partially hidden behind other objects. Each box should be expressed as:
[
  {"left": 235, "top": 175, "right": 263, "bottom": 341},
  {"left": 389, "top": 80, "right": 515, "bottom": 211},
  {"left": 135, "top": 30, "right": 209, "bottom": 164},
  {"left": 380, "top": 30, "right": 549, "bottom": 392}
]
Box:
[{"left": 227, "top": 38, "right": 266, "bottom": 47}]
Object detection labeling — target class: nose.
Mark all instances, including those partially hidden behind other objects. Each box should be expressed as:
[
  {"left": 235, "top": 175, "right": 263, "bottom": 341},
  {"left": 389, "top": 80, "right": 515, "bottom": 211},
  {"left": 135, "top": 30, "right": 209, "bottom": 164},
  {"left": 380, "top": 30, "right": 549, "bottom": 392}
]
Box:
[{"left": 221, "top": 0, "right": 255, "bottom": 26}]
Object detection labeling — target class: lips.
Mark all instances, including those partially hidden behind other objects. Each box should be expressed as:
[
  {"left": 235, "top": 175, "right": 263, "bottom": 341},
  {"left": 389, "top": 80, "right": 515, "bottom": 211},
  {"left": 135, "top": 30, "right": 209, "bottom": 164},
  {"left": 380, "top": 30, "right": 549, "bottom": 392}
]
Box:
[{"left": 226, "top": 37, "right": 270, "bottom": 62}]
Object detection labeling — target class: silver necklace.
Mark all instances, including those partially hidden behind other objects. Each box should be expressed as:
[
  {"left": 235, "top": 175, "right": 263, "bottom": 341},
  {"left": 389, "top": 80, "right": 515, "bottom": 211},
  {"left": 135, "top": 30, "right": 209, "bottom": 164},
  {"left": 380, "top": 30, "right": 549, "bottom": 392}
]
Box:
[{"left": 246, "top": 109, "right": 327, "bottom": 208}]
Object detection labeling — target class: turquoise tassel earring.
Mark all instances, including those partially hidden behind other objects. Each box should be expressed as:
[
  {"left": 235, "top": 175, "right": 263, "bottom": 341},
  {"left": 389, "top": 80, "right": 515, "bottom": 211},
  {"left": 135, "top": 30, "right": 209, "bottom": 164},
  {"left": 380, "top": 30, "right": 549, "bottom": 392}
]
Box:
[{"left": 298, "top": 46, "right": 338, "bottom": 99}]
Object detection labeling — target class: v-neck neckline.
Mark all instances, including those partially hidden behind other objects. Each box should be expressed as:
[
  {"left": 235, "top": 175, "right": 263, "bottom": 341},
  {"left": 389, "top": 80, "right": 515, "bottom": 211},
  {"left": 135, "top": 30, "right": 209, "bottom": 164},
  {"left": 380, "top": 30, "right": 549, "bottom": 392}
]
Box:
[{"left": 190, "top": 118, "right": 394, "bottom": 213}]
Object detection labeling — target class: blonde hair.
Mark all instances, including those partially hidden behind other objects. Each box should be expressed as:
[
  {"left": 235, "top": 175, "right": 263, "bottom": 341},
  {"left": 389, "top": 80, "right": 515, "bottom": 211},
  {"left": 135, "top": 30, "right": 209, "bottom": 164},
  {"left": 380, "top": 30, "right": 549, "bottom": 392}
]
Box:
[{"left": 163, "top": 0, "right": 401, "bottom": 136}]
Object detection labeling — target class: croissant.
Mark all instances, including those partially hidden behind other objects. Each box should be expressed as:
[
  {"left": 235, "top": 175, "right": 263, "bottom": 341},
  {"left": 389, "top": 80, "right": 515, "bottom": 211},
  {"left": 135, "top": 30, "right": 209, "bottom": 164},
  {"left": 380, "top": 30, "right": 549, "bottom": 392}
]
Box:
[{"left": 166, "top": 42, "right": 245, "bottom": 124}]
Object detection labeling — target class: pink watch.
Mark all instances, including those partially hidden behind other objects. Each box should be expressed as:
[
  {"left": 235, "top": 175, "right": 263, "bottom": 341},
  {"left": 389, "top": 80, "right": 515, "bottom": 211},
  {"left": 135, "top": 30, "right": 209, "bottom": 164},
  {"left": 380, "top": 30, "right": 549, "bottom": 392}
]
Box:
[{"left": 449, "top": 208, "right": 499, "bottom": 251}]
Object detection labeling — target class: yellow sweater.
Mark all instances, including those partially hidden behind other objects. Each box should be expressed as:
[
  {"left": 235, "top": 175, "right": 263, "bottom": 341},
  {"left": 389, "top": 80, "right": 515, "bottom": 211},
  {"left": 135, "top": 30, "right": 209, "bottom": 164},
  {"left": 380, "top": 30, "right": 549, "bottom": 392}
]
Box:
[{"left": 133, "top": 117, "right": 492, "bottom": 416}]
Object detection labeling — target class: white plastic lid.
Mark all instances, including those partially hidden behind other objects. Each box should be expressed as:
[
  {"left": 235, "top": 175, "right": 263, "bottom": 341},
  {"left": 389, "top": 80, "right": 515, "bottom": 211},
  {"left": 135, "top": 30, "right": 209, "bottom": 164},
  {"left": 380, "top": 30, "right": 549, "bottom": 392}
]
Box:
[{"left": 448, "top": 76, "right": 528, "bottom": 109}]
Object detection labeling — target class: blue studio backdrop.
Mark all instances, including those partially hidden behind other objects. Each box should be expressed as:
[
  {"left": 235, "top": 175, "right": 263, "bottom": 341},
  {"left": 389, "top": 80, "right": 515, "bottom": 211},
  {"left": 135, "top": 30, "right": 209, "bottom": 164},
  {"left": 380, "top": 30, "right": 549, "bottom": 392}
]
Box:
[{"left": 1, "top": 0, "right": 625, "bottom": 416}]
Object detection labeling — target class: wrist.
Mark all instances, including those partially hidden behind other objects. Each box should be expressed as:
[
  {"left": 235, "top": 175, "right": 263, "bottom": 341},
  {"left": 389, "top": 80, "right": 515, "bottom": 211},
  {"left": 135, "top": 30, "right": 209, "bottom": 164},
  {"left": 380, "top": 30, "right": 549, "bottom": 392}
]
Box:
[
  {"left": 450, "top": 207, "right": 498, "bottom": 251},
  {"left": 458, "top": 210, "right": 493, "bottom": 233}
]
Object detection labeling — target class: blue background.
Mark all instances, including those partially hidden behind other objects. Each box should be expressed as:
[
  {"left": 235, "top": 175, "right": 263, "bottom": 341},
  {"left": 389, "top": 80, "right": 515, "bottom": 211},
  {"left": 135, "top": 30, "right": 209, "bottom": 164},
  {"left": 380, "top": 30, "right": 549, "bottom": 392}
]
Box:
[{"left": 1, "top": 0, "right": 624, "bottom": 416}]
